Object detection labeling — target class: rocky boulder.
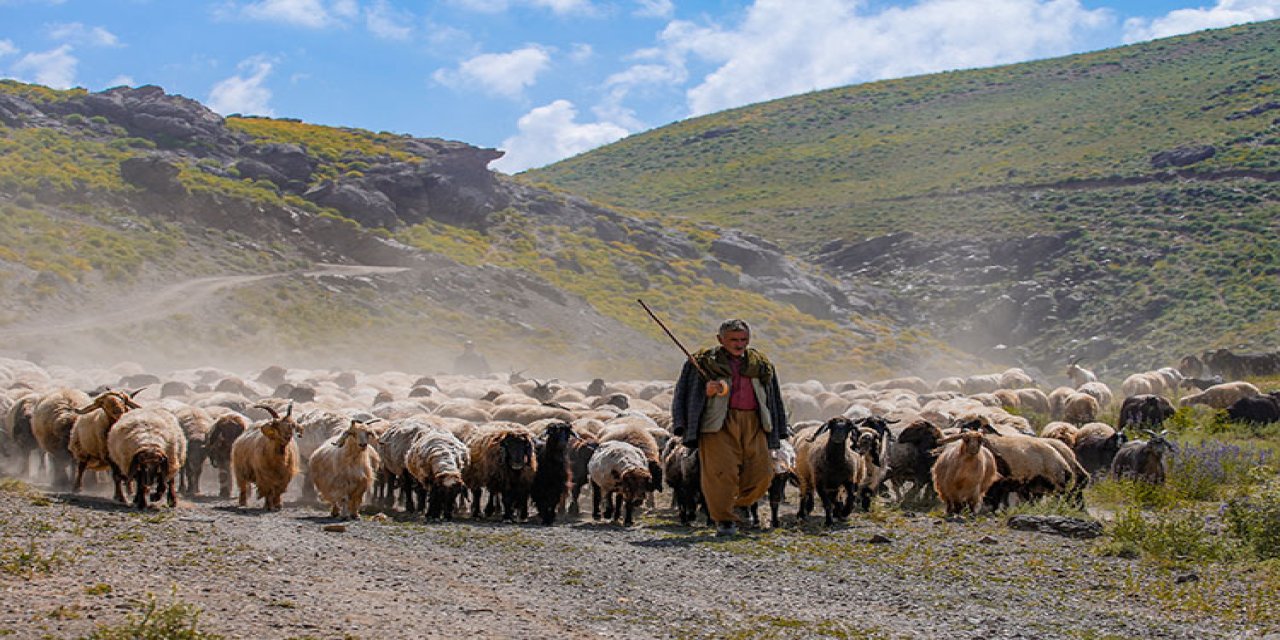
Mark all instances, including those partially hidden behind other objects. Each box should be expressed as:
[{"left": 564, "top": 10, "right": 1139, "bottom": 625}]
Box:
[
  {"left": 1150, "top": 144, "right": 1216, "bottom": 169},
  {"left": 304, "top": 180, "right": 399, "bottom": 228},
  {"left": 120, "top": 157, "right": 186, "bottom": 195}
]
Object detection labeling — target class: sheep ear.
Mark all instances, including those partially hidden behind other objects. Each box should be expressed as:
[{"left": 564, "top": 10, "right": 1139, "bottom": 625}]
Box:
[{"left": 807, "top": 423, "right": 830, "bottom": 442}]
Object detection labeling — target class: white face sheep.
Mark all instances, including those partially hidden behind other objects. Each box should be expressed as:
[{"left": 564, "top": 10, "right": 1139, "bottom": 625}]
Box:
[
  {"left": 1066, "top": 360, "right": 1098, "bottom": 388},
  {"left": 69, "top": 389, "right": 141, "bottom": 497},
  {"left": 230, "top": 403, "right": 302, "bottom": 511},
  {"left": 587, "top": 440, "right": 651, "bottom": 527},
  {"left": 308, "top": 419, "right": 382, "bottom": 520},
  {"left": 107, "top": 407, "right": 188, "bottom": 509},
  {"left": 931, "top": 431, "right": 1001, "bottom": 516}
]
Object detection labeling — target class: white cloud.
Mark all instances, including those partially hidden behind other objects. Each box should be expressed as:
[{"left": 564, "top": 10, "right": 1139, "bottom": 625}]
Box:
[
  {"left": 1122, "top": 0, "right": 1280, "bottom": 43},
  {"left": 207, "top": 57, "right": 275, "bottom": 116},
  {"left": 0, "top": 40, "right": 17, "bottom": 57},
  {"left": 12, "top": 45, "right": 77, "bottom": 89},
  {"left": 633, "top": 0, "right": 673, "bottom": 18},
  {"left": 492, "top": 99, "right": 632, "bottom": 173},
  {"left": 105, "top": 75, "right": 134, "bottom": 88},
  {"left": 237, "top": 0, "right": 344, "bottom": 28},
  {"left": 569, "top": 43, "right": 594, "bottom": 63},
  {"left": 433, "top": 46, "right": 551, "bottom": 99},
  {"left": 448, "top": 0, "right": 594, "bottom": 15},
  {"left": 365, "top": 0, "right": 413, "bottom": 40},
  {"left": 47, "top": 23, "right": 121, "bottom": 47},
  {"left": 639, "top": 0, "right": 1113, "bottom": 117}
]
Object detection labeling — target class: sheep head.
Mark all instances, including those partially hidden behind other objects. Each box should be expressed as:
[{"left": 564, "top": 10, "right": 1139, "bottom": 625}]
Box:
[
  {"left": 809, "top": 416, "right": 856, "bottom": 443},
  {"left": 543, "top": 422, "right": 575, "bottom": 448},
  {"left": 75, "top": 390, "right": 138, "bottom": 422},
  {"left": 615, "top": 468, "right": 651, "bottom": 507},
  {"left": 499, "top": 431, "right": 535, "bottom": 471}
]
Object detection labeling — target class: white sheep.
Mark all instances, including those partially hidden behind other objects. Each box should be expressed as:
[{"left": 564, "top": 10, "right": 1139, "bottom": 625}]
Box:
[
  {"left": 588, "top": 440, "right": 651, "bottom": 527},
  {"left": 32, "top": 388, "right": 91, "bottom": 488},
  {"left": 68, "top": 390, "right": 141, "bottom": 496},
  {"left": 1179, "top": 381, "right": 1260, "bottom": 410},
  {"left": 931, "top": 431, "right": 1000, "bottom": 516},
  {"left": 308, "top": 419, "right": 382, "bottom": 520},
  {"left": 405, "top": 430, "right": 470, "bottom": 520}
]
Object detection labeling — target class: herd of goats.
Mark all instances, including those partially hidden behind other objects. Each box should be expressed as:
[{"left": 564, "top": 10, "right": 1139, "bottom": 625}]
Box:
[{"left": 0, "top": 351, "right": 1276, "bottom": 528}]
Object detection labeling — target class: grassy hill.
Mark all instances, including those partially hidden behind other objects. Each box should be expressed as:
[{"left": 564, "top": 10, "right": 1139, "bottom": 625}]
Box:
[{"left": 526, "top": 20, "right": 1280, "bottom": 372}]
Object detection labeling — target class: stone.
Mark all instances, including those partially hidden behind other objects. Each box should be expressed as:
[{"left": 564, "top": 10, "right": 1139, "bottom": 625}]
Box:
[{"left": 1005, "top": 515, "right": 1103, "bottom": 539}]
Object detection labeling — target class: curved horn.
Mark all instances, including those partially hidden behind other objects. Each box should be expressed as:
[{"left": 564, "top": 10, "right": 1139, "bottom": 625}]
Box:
[
  {"left": 284, "top": 402, "right": 294, "bottom": 419},
  {"left": 807, "top": 422, "right": 832, "bottom": 442},
  {"left": 74, "top": 403, "right": 98, "bottom": 415},
  {"left": 253, "top": 404, "right": 280, "bottom": 420},
  {"left": 1142, "top": 429, "right": 1157, "bottom": 438},
  {"left": 127, "top": 386, "right": 148, "bottom": 398}
]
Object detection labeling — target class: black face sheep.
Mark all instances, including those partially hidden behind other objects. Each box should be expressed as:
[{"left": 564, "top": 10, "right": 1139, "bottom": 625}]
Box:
[
  {"left": 1227, "top": 391, "right": 1280, "bottom": 425},
  {"left": 1110, "top": 430, "right": 1175, "bottom": 484},
  {"left": 107, "top": 407, "right": 188, "bottom": 509},
  {"left": 794, "top": 416, "right": 864, "bottom": 526},
  {"left": 882, "top": 418, "right": 944, "bottom": 505},
  {"left": 530, "top": 421, "right": 576, "bottom": 525},
  {"left": 309, "top": 419, "right": 382, "bottom": 520},
  {"left": 230, "top": 403, "right": 302, "bottom": 511},
  {"left": 4, "top": 393, "right": 40, "bottom": 477},
  {"left": 405, "top": 429, "right": 470, "bottom": 520},
  {"left": 662, "top": 438, "right": 704, "bottom": 526},
  {"left": 205, "top": 409, "right": 248, "bottom": 498},
  {"left": 1118, "top": 394, "right": 1176, "bottom": 432},
  {"left": 1072, "top": 422, "right": 1126, "bottom": 477},
  {"left": 463, "top": 425, "right": 538, "bottom": 522},
  {"left": 588, "top": 440, "right": 651, "bottom": 527},
  {"left": 565, "top": 430, "right": 599, "bottom": 516},
  {"left": 32, "top": 388, "right": 92, "bottom": 488},
  {"left": 69, "top": 389, "right": 141, "bottom": 497},
  {"left": 930, "top": 431, "right": 1001, "bottom": 516}
]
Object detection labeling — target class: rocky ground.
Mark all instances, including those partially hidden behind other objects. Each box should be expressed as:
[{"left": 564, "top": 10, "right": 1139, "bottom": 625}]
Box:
[{"left": 0, "top": 474, "right": 1274, "bottom": 640}]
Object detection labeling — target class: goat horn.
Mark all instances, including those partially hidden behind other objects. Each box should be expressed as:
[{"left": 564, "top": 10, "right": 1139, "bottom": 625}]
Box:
[
  {"left": 807, "top": 422, "right": 831, "bottom": 442},
  {"left": 284, "top": 402, "right": 294, "bottom": 419},
  {"left": 253, "top": 404, "right": 280, "bottom": 420},
  {"left": 127, "top": 387, "right": 148, "bottom": 398}
]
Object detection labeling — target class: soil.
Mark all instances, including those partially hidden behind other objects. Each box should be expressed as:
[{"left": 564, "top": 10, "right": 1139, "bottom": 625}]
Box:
[{"left": 0, "top": 471, "right": 1272, "bottom": 640}]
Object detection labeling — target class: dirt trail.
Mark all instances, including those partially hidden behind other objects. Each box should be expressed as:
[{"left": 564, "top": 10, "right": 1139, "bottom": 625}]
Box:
[{"left": 0, "top": 264, "right": 409, "bottom": 342}]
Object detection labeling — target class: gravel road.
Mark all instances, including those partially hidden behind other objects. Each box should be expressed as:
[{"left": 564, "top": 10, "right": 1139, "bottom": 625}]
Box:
[{"left": 0, "top": 477, "right": 1272, "bottom": 640}]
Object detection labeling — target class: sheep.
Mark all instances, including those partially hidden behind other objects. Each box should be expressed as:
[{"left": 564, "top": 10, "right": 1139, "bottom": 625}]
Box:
[
  {"left": 881, "top": 418, "right": 944, "bottom": 504},
  {"left": 1227, "top": 392, "right": 1280, "bottom": 425},
  {"left": 1066, "top": 359, "right": 1097, "bottom": 387},
  {"left": 794, "top": 416, "right": 864, "bottom": 526},
  {"left": 850, "top": 415, "right": 896, "bottom": 512},
  {"left": 32, "top": 388, "right": 92, "bottom": 488},
  {"left": 107, "top": 407, "right": 188, "bottom": 509},
  {"left": 205, "top": 409, "right": 248, "bottom": 498},
  {"left": 962, "top": 374, "right": 1003, "bottom": 395},
  {"left": 68, "top": 389, "right": 141, "bottom": 496},
  {"left": 1077, "top": 382, "right": 1115, "bottom": 410},
  {"left": 404, "top": 430, "right": 470, "bottom": 520},
  {"left": 1039, "top": 421, "right": 1080, "bottom": 448},
  {"left": 171, "top": 405, "right": 214, "bottom": 497},
  {"left": 598, "top": 416, "right": 663, "bottom": 493},
  {"left": 975, "top": 426, "right": 1084, "bottom": 510},
  {"left": 762, "top": 440, "right": 798, "bottom": 529},
  {"left": 868, "top": 377, "right": 931, "bottom": 394},
  {"left": 1121, "top": 372, "right": 1164, "bottom": 399},
  {"left": 490, "top": 403, "right": 573, "bottom": 425},
  {"left": 565, "top": 430, "right": 599, "bottom": 516},
  {"left": 1110, "top": 431, "right": 1175, "bottom": 484},
  {"left": 930, "top": 431, "right": 1001, "bottom": 516},
  {"left": 374, "top": 418, "right": 436, "bottom": 511},
  {"left": 296, "top": 408, "right": 358, "bottom": 504},
  {"left": 588, "top": 440, "right": 651, "bottom": 527},
  {"left": 1072, "top": 422, "right": 1126, "bottom": 477},
  {"left": 463, "top": 425, "right": 538, "bottom": 522},
  {"left": 662, "top": 439, "right": 703, "bottom": 526},
  {"left": 529, "top": 421, "right": 576, "bottom": 525},
  {"left": 308, "top": 419, "right": 381, "bottom": 519},
  {"left": 1062, "top": 392, "right": 1100, "bottom": 425},
  {"left": 1047, "top": 386, "right": 1075, "bottom": 420},
  {"left": 1118, "top": 394, "right": 1176, "bottom": 432},
  {"left": 933, "top": 377, "right": 965, "bottom": 393},
  {"left": 1178, "top": 381, "right": 1261, "bottom": 410},
  {"left": 1000, "top": 368, "right": 1036, "bottom": 390},
  {"left": 1181, "top": 375, "right": 1225, "bottom": 391},
  {"left": 4, "top": 393, "right": 40, "bottom": 476},
  {"left": 230, "top": 403, "right": 302, "bottom": 510},
  {"left": 1014, "top": 388, "right": 1052, "bottom": 416}
]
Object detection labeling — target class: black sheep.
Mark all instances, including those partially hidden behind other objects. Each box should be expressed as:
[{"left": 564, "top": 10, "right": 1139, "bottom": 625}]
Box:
[{"left": 531, "top": 422, "right": 576, "bottom": 525}]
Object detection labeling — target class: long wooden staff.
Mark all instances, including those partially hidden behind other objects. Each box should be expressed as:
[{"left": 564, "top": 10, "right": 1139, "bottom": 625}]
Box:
[{"left": 637, "top": 299, "right": 728, "bottom": 396}]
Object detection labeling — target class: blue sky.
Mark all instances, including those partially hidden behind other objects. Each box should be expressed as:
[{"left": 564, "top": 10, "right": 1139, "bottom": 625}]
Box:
[{"left": 2, "top": 1, "right": 1278, "bottom": 173}]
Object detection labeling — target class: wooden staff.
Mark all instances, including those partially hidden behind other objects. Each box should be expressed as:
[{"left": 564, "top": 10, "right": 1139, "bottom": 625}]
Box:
[{"left": 637, "top": 299, "right": 728, "bottom": 396}]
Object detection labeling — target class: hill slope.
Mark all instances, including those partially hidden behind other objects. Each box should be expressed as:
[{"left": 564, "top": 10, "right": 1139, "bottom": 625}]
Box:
[
  {"left": 0, "top": 82, "right": 971, "bottom": 379},
  {"left": 527, "top": 20, "right": 1280, "bottom": 373}
]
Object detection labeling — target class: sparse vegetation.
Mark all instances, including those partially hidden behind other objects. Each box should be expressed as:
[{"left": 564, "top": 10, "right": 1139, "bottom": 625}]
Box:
[{"left": 81, "top": 593, "right": 221, "bottom": 640}]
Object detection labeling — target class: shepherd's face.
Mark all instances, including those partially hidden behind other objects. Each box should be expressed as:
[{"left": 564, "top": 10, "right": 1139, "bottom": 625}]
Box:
[{"left": 718, "top": 329, "right": 750, "bottom": 357}]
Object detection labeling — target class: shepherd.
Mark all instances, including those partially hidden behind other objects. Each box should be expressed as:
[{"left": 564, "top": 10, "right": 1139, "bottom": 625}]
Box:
[{"left": 666, "top": 316, "right": 790, "bottom": 536}]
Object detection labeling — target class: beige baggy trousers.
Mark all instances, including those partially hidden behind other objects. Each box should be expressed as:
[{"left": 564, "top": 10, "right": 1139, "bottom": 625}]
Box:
[{"left": 698, "top": 408, "right": 773, "bottom": 524}]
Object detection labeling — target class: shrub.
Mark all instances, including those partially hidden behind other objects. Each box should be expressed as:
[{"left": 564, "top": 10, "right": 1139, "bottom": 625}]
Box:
[
  {"left": 1167, "top": 441, "right": 1274, "bottom": 501},
  {"left": 1223, "top": 469, "right": 1280, "bottom": 560},
  {"left": 1099, "top": 507, "right": 1235, "bottom": 565},
  {"left": 83, "top": 592, "right": 222, "bottom": 640}
]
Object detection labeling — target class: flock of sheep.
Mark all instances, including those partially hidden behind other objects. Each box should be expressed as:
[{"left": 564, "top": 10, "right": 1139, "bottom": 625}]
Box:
[{"left": 0, "top": 355, "right": 1267, "bottom": 527}]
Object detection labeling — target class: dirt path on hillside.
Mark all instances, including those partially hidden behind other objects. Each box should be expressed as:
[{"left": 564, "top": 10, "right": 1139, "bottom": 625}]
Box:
[
  {"left": 0, "top": 472, "right": 1268, "bottom": 640},
  {"left": 0, "top": 264, "right": 409, "bottom": 343}
]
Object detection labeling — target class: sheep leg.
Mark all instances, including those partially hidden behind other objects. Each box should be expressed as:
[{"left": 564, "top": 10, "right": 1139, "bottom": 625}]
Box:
[
  {"left": 347, "top": 492, "right": 362, "bottom": 520},
  {"left": 132, "top": 472, "right": 148, "bottom": 509},
  {"left": 166, "top": 477, "right": 177, "bottom": 507},
  {"left": 622, "top": 495, "right": 634, "bottom": 527},
  {"left": 819, "top": 488, "right": 836, "bottom": 526},
  {"left": 73, "top": 460, "right": 89, "bottom": 493},
  {"left": 400, "top": 472, "right": 416, "bottom": 512},
  {"left": 484, "top": 491, "right": 499, "bottom": 518},
  {"left": 768, "top": 475, "right": 787, "bottom": 528},
  {"left": 568, "top": 483, "right": 582, "bottom": 516},
  {"left": 218, "top": 468, "right": 232, "bottom": 499},
  {"left": 591, "top": 482, "right": 602, "bottom": 520},
  {"left": 330, "top": 503, "right": 341, "bottom": 518},
  {"left": 469, "top": 487, "right": 483, "bottom": 519},
  {"left": 426, "top": 485, "right": 443, "bottom": 520}
]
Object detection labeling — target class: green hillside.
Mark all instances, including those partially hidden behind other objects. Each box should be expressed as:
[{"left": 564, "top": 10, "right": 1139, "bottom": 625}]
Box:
[{"left": 527, "top": 21, "right": 1280, "bottom": 371}]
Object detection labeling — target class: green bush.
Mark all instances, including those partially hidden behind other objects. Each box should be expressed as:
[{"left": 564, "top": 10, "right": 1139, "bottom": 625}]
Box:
[
  {"left": 1099, "top": 507, "right": 1235, "bottom": 565},
  {"left": 1223, "top": 469, "right": 1280, "bottom": 560},
  {"left": 83, "top": 593, "right": 221, "bottom": 640}
]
